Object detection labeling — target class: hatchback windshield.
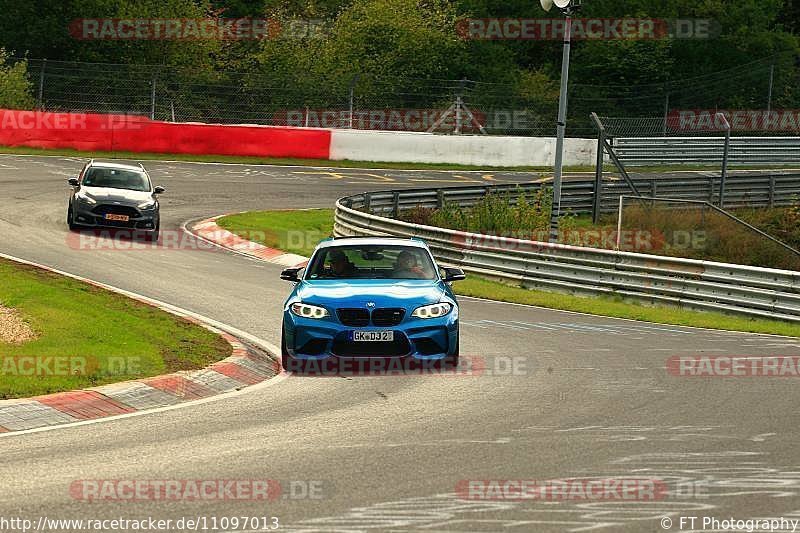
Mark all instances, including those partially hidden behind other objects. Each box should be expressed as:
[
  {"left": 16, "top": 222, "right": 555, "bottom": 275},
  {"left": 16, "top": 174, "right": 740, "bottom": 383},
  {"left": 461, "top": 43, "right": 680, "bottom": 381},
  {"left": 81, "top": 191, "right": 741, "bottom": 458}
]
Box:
[
  {"left": 82, "top": 167, "right": 151, "bottom": 192},
  {"left": 306, "top": 245, "right": 437, "bottom": 280}
]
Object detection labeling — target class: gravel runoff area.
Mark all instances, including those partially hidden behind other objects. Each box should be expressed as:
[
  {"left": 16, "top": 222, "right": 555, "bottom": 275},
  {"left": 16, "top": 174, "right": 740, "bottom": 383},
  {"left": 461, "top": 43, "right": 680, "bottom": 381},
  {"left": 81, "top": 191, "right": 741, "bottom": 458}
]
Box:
[{"left": 0, "top": 304, "right": 36, "bottom": 344}]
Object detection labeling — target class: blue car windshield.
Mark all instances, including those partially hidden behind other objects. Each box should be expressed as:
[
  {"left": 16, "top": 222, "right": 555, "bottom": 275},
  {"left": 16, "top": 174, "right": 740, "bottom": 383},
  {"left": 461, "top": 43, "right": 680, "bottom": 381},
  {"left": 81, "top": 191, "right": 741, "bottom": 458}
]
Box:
[
  {"left": 306, "top": 245, "right": 437, "bottom": 280},
  {"left": 82, "top": 168, "right": 151, "bottom": 192}
]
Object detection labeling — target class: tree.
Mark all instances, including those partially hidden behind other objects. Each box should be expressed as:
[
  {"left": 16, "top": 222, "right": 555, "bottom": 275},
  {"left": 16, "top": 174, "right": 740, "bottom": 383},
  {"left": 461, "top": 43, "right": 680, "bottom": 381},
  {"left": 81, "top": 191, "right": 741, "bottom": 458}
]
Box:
[{"left": 0, "top": 50, "right": 35, "bottom": 110}]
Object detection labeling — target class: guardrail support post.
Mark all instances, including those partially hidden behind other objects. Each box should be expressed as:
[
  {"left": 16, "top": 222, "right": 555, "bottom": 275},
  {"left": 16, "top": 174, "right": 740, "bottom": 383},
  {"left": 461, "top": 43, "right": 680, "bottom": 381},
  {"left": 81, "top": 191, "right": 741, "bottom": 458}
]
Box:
[
  {"left": 769, "top": 176, "right": 776, "bottom": 208},
  {"left": 150, "top": 74, "right": 157, "bottom": 120},
  {"left": 716, "top": 112, "right": 731, "bottom": 209},
  {"left": 615, "top": 195, "right": 624, "bottom": 250},
  {"left": 707, "top": 177, "right": 714, "bottom": 203},
  {"left": 392, "top": 192, "right": 400, "bottom": 218},
  {"left": 719, "top": 130, "right": 730, "bottom": 208},
  {"left": 437, "top": 189, "right": 444, "bottom": 209},
  {"left": 591, "top": 126, "right": 604, "bottom": 224},
  {"left": 37, "top": 59, "right": 46, "bottom": 110},
  {"left": 364, "top": 192, "right": 371, "bottom": 212}
]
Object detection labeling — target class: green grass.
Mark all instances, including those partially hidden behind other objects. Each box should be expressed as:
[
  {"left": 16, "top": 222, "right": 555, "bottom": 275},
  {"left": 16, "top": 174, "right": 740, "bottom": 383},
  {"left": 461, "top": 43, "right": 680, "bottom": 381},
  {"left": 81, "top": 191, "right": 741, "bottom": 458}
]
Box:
[
  {"left": 0, "top": 259, "right": 231, "bottom": 399},
  {"left": 217, "top": 209, "right": 335, "bottom": 257},
  {"left": 456, "top": 276, "right": 800, "bottom": 338},
  {"left": 217, "top": 208, "right": 800, "bottom": 337}
]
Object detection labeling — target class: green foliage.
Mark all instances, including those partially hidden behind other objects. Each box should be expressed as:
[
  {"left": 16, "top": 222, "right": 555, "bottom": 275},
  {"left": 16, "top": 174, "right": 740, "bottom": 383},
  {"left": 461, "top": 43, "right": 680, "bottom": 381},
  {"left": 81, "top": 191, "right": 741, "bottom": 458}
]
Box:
[
  {"left": 0, "top": 0, "right": 219, "bottom": 68},
  {"left": 399, "top": 187, "right": 575, "bottom": 238},
  {"left": 610, "top": 201, "right": 800, "bottom": 270},
  {"left": 0, "top": 50, "right": 34, "bottom": 110},
  {"left": 0, "top": 0, "right": 797, "bottom": 120}
]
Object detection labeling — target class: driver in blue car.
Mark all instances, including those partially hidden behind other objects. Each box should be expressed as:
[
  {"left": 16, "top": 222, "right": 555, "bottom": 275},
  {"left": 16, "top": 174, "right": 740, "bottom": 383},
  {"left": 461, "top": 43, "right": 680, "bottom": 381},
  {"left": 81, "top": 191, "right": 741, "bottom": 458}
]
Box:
[{"left": 329, "top": 249, "right": 357, "bottom": 277}]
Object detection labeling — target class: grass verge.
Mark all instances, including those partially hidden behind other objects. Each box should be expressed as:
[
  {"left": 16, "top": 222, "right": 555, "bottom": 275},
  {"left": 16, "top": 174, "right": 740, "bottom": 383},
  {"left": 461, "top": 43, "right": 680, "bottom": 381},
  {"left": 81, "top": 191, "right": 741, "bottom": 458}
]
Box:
[
  {"left": 217, "top": 209, "right": 335, "bottom": 257},
  {"left": 456, "top": 276, "right": 800, "bottom": 338},
  {"left": 216, "top": 208, "right": 800, "bottom": 337},
  {"left": 0, "top": 258, "right": 231, "bottom": 399},
  {"left": 0, "top": 146, "right": 548, "bottom": 172}
]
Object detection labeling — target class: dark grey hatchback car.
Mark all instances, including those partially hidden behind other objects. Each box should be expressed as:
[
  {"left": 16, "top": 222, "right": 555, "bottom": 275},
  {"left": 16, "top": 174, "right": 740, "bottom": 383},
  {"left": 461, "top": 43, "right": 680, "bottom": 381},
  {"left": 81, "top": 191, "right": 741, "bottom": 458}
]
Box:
[{"left": 67, "top": 160, "right": 164, "bottom": 241}]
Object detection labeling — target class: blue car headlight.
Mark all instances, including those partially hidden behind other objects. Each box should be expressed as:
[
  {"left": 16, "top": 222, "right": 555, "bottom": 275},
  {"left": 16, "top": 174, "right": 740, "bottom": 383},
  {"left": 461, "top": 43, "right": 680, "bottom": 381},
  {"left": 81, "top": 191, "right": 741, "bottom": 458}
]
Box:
[
  {"left": 411, "top": 303, "right": 453, "bottom": 319},
  {"left": 290, "top": 302, "right": 330, "bottom": 319}
]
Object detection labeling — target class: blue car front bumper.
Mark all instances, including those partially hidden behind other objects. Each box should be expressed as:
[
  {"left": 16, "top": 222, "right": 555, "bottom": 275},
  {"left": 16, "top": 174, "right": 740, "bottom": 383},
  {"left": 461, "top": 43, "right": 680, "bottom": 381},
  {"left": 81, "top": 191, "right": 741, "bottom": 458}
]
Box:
[{"left": 283, "top": 312, "right": 459, "bottom": 363}]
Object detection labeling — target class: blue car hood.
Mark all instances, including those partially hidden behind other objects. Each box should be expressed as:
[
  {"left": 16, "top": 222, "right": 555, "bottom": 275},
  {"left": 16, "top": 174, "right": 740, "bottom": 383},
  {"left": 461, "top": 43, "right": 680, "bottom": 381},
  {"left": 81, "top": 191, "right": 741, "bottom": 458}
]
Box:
[{"left": 296, "top": 279, "right": 446, "bottom": 309}]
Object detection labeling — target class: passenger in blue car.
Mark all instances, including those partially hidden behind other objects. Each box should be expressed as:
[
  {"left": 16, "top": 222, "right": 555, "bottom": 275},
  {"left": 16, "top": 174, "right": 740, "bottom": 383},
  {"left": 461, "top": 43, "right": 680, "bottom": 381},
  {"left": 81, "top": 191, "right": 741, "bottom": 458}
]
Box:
[{"left": 393, "top": 250, "right": 428, "bottom": 279}]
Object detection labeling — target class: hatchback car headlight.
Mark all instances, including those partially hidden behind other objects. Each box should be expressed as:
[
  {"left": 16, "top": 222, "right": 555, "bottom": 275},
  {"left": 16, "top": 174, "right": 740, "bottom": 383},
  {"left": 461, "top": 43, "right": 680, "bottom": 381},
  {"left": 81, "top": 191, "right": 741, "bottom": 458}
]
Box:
[
  {"left": 137, "top": 199, "right": 157, "bottom": 209},
  {"left": 412, "top": 302, "right": 453, "bottom": 319},
  {"left": 290, "top": 303, "right": 329, "bottom": 319},
  {"left": 76, "top": 192, "right": 97, "bottom": 205}
]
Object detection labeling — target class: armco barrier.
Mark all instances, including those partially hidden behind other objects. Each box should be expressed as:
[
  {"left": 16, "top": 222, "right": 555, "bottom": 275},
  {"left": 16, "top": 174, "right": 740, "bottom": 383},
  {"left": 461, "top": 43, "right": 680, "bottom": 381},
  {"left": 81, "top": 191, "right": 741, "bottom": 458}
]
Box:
[
  {"left": 349, "top": 173, "right": 800, "bottom": 215},
  {"left": 0, "top": 109, "right": 331, "bottom": 159},
  {"left": 613, "top": 137, "right": 800, "bottom": 166},
  {"left": 334, "top": 184, "right": 800, "bottom": 322}
]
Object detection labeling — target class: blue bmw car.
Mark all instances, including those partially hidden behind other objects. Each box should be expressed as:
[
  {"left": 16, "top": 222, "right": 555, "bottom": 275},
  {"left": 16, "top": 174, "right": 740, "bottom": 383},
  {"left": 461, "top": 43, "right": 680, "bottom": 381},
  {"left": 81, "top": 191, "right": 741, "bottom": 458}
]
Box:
[{"left": 279, "top": 237, "right": 465, "bottom": 372}]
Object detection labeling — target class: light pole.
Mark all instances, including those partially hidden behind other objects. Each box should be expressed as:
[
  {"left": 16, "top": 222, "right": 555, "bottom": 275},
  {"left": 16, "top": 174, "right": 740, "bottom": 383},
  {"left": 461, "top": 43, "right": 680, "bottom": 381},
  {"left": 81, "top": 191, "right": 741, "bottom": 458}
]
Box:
[{"left": 541, "top": 0, "right": 581, "bottom": 243}]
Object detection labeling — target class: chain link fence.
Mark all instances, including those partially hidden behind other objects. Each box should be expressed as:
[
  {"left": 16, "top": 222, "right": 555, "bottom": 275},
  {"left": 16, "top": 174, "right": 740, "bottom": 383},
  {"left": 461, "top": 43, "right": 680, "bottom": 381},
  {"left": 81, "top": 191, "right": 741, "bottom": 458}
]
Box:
[{"left": 14, "top": 54, "right": 798, "bottom": 138}]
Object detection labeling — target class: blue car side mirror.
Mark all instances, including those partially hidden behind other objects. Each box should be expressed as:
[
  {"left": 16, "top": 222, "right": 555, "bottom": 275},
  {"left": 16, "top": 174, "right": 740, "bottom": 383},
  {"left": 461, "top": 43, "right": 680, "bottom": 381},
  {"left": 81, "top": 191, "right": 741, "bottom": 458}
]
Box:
[
  {"left": 281, "top": 268, "right": 301, "bottom": 282},
  {"left": 443, "top": 267, "right": 466, "bottom": 282}
]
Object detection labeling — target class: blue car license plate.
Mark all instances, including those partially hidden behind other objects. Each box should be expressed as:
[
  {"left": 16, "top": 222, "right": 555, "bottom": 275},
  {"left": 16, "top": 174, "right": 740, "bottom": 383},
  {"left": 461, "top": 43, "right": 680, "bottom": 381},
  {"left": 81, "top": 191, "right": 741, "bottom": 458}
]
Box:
[{"left": 352, "top": 331, "right": 394, "bottom": 342}]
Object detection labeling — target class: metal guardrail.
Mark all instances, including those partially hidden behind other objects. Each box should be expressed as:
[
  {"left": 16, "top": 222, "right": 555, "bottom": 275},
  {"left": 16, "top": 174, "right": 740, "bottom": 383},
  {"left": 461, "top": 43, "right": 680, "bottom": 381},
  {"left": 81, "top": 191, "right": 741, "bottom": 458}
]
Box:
[
  {"left": 348, "top": 173, "right": 800, "bottom": 216},
  {"left": 612, "top": 137, "right": 800, "bottom": 166},
  {"left": 334, "top": 181, "right": 800, "bottom": 322}
]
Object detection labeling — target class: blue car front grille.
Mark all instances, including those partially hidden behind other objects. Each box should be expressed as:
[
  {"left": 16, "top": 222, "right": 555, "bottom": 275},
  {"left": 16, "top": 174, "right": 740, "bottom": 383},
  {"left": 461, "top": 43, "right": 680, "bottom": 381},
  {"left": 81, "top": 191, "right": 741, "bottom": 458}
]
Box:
[
  {"left": 337, "top": 308, "right": 370, "bottom": 327},
  {"left": 371, "top": 308, "right": 405, "bottom": 326},
  {"left": 337, "top": 307, "right": 405, "bottom": 327}
]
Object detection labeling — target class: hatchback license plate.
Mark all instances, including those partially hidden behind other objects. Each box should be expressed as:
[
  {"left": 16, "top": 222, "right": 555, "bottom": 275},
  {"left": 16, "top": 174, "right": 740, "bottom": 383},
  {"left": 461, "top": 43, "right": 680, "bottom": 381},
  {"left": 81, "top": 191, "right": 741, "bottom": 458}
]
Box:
[
  {"left": 352, "top": 331, "right": 394, "bottom": 342},
  {"left": 104, "top": 214, "right": 130, "bottom": 221}
]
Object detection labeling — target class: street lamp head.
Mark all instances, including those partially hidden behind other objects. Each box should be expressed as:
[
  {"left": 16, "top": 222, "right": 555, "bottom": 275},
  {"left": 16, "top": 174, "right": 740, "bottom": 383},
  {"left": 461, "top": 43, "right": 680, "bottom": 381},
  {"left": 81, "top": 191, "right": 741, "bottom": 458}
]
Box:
[{"left": 542, "top": 0, "right": 582, "bottom": 13}]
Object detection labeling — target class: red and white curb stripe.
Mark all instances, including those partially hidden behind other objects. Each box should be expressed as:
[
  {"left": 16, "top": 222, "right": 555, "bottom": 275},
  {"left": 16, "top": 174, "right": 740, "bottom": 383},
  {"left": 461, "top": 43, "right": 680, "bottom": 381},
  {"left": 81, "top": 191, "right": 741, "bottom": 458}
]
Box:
[
  {"left": 190, "top": 216, "right": 309, "bottom": 268},
  {"left": 0, "top": 254, "right": 280, "bottom": 434}
]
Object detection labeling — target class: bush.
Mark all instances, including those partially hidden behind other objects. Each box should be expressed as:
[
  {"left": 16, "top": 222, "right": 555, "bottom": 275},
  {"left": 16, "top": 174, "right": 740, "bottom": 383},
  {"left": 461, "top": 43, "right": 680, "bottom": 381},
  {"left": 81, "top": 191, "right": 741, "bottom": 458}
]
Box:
[
  {"left": 0, "top": 50, "right": 34, "bottom": 110},
  {"left": 620, "top": 202, "right": 800, "bottom": 270},
  {"left": 398, "top": 187, "right": 575, "bottom": 239}
]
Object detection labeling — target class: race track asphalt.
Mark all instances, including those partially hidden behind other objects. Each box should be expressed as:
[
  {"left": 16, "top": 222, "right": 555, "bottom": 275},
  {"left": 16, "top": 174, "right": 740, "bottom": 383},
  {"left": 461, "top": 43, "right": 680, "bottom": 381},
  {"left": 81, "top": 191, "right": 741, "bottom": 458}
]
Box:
[{"left": 0, "top": 154, "right": 798, "bottom": 532}]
